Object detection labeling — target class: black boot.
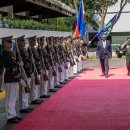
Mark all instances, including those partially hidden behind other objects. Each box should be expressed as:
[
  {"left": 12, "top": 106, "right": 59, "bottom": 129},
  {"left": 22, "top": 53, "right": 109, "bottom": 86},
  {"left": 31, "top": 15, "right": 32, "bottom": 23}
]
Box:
[
  {"left": 127, "top": 66, "right": 130, "bottom": 76},
  {"left": 7, "top": 117, "right": 20, "bottom": 124}
]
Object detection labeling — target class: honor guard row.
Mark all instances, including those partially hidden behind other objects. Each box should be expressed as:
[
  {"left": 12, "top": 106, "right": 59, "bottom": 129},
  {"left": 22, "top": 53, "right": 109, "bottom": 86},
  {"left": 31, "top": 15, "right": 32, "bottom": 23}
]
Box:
[{"left": 0, "top": 35, "right": 89, "bottom": 123}]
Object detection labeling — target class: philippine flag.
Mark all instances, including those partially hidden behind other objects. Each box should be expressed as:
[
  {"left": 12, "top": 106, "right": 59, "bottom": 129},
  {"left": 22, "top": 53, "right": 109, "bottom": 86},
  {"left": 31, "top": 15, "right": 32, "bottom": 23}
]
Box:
[{"left": 74, "top": 0, "right": 87, "bottom": 38}]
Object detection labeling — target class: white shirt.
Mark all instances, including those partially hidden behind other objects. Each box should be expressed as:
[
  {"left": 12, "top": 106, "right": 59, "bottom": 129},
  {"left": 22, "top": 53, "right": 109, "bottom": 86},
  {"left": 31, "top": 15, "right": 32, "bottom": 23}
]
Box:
[{"left": 102, "top": 40, "right": 106, "bottom": 48}]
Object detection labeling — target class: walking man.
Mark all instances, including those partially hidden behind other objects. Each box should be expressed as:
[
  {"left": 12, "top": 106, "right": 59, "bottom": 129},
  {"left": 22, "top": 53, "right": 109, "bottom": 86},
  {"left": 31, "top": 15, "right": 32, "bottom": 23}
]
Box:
[{"left": 96, "top": 35, "right": 112, "bottom": 78}]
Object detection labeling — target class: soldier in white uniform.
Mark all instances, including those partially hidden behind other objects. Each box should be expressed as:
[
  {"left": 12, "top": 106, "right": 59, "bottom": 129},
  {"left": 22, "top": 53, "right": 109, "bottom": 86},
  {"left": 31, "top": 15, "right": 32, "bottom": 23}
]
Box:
[
  {"left": 28, "top": 36, "right": 43, "bottom": 104},
  {"left": 37, "top": 36, "right": 50, "bottom": 98},
  {"left": 2, "top": 36, "right": 22, "bottom": 123},
  {"left": 46, "top": 37, "right": 57, "bottom": 92},
  {"left": 17, "top": 35, "right": 33, "bottom": 113}
]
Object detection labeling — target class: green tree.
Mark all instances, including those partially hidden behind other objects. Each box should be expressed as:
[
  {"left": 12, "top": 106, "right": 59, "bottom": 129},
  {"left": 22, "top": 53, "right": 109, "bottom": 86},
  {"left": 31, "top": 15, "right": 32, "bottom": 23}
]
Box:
[
  {"left": 90, "top": 0, "right": 130, "bottom": 29},
  {"left": 63, "top": 0, "right": 130, "bottom": 31}
]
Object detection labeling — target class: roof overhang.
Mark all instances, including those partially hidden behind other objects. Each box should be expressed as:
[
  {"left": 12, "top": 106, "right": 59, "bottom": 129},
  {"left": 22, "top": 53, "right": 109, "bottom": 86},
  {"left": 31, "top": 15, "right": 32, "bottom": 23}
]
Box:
[{"left": 0, "top": 0, "right": 76, "bottom": 18}]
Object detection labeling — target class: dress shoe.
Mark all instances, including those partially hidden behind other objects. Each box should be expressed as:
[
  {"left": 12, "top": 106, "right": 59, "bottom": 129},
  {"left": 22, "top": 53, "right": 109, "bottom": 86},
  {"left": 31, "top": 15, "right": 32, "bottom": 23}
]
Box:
[
  {"left": 60, "top": 82, "right": 65, "bottom": 84},
  {"left": 49, "top": 89, "right": 57, "bottom": 92},
  {"left": 28, "top": 107, "right": 33, "bottom": 111},
  {"left": 31, "top": 99, "right": 42, "bottom": 105},
  {"left": 7, "top": 117, "right": 20, "bottom": 124},
  {"left": 128, "top": 72, "right": 130, "bottom": 76},
  {"left": 40, "top": 95, "right": 50, "bottom": 98},
  {"left": 20, "top": 108, "right": 31, "bottom": 113},
  {"left": 37, "top": 99, "right": 43, "bottom": 102},
  {"left": 55, "top": 85, "right": 61, "bottom": 88},
  {"left": 15, "top": 116, "right": 22, "bottom": 121},
  {"left": 70, "top": 76, "right": 75, "bottom": 79},
  {"left": 105, "top": 75, "right": 109, "bottom": 78}
]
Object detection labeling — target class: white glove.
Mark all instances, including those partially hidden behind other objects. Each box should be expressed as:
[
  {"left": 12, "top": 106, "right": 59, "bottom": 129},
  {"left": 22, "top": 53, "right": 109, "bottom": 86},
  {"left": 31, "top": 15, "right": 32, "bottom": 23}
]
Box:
[
  {"left": 88, "top": 41, "right": 91, "bottom": 45},
  {"left": 40, "top": 69, "right": 44, "bottom": 74},
  {"left": 66, "top": 58, "right": 70, "bottom": 62},
  {"left": 18, "top": 61, "right": 24, "bottom": 66},
  {"left": 56, "top": 63, "right": 59, "bottom": 67},
  {"left": 32, "top": 58, "right": 35, "bottom": 63},
  {"left": 74, "top": 56, "right": 77, "bottom": 59},
  {"left": 20, "top": 79, "right": 28, "bottom": 88},
  {"left": 31, "top": 73, "right": 35, "bottom": 80},
  {"left": 49, "top": 66, "right": 52, "bottom": 70}
]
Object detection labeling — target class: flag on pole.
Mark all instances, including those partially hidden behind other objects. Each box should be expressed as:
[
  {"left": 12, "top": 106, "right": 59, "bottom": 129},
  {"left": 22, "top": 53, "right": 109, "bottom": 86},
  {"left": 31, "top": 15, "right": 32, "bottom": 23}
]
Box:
[
  {"left": 82, "top": 1, "right": 86, "bottom": 20},
  {"left": 74, "top": 0, "right": 87, "bottom": 38},
  {"left": 97, "top": 14, "right": 118, "bottom": 39}
]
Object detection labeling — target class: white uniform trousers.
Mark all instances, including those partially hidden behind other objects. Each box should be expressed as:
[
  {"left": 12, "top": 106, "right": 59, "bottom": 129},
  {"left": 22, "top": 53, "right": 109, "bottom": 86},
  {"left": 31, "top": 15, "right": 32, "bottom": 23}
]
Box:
[
  {"left": 48, "top": 67, "right": 55, "bottom": 89},
  {"left": 69, "top": 66, "right": 74, "bottom": 77},
  {"left": 40, "top": 70, "right": 49, "bottom": 96},
  {"left": 60, "top": 63, "right": 65, "bottom": 82},
  {"left": 77, "top": 56, "right": 82, "bottom": 71},
  {"left": 83, "top": 57, "right": 87, "bottom": 69},
  {"left": 31, "top": 73, "right": 39, "bottom": 101},
  {"left": 19, "top": 78, "right": 31, "bottom": 110},
  {"left": 73, "top": 60, "right": 78, "bottom": 74},
  {"left": 81, "top": 56, "right": 85, "bottom": 70},
  {"left": 5, "top": 82, "right": 19, "bottom": 119},
  {"left": 81, "top": 60, "right": 84, "bottom": 70},
  {"left": 54, "top": 64, "right": 62, "bottom": 86},
  {"left": 64, "top": 62, "right": 69, "bottom": 80}
]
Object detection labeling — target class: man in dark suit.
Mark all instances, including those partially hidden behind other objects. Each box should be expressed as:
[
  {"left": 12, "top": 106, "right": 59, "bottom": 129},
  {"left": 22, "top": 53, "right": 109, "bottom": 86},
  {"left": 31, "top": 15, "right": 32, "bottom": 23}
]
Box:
[{"left": 96, "top": 35, "right": 112, "bottom": 78}]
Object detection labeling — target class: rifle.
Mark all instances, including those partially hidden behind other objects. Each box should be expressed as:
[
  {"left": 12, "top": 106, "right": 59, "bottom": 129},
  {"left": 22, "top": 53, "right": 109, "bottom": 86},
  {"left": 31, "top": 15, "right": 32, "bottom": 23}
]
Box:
[
  {"left": 47, "top": 44, "right": 57, "bottom": 76},
  {"left": 28, "top": 41, "right": 40, "bottom": 85},
  {"left": 54, "top": 44, "right": 62, "bottom": 72},
  {"left": 69, "top": 42, "right": 76, "bottom": 65},
  {"left": 65, "top": 42, "right": 76, "bottom": 66},
  {"left": 15, "top": 39, "right": 31, "bottom": 93},
  {"left": 37, "top": 39, "right": 48, "bottom": 81},
  {"left": 73, "top": 44, "right": 80, "bottom": 62},
  {"left": 59, "top": 44, "right": 68, "bottom": 69},
  {"left": 77, "top": 43, "right": 84, "bottom": 61}
]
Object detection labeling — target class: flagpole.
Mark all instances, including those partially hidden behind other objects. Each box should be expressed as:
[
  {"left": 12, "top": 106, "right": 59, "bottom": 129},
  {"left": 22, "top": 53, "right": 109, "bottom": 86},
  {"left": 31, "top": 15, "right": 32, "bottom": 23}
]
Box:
[
  {"left": 88, "top": 13, "right": 118, "bottom": 46},
  {"left": 88, "top": 31, "right": 100, "bottom": 46},
  {"left": 86, "top": 21, "right": 89, "bottom": 44},
  {"left": 82, "top": 0, "right": 89, "bottom": 44}
]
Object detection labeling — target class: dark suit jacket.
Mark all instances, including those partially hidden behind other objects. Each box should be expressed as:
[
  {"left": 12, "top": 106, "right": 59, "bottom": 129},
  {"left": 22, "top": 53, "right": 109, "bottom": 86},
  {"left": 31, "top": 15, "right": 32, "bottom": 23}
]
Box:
[{"left": 96, "top": 40, "right": 112, "bottom": 59}]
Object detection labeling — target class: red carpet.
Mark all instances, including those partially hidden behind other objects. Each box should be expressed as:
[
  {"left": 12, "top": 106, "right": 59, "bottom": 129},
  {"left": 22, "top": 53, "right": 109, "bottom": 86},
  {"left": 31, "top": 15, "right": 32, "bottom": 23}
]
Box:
[{"left": 14, "top": 67, "right": 130, "bottom": 130}]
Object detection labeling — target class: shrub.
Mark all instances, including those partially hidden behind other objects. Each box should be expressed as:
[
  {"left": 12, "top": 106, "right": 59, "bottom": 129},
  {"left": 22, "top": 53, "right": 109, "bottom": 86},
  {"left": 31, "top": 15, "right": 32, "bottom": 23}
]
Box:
[{"left": 3, "top": 19, "right": 72, "bottom": 31}]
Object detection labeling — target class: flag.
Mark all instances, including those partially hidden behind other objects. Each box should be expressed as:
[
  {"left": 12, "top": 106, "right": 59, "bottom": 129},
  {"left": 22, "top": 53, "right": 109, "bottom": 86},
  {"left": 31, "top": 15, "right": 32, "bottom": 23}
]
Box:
[
  {"left": 97, "top": 14, "right": 118, "bottom": 39},
  {"left": 74, "top": 24, "right": 80, "bottom": 38},
  {"left": 74, "top": 0, "right": 87, "bottom": 38},
  {"left": 82, "top": 1, "right": 86, "bottom": 20}
]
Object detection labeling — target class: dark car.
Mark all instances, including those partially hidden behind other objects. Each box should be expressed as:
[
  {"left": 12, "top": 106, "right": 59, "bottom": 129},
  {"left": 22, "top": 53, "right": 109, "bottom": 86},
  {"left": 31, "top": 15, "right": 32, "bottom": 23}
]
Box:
[{"left": 115, "top": 46, "right": 126, "bottom": 58}]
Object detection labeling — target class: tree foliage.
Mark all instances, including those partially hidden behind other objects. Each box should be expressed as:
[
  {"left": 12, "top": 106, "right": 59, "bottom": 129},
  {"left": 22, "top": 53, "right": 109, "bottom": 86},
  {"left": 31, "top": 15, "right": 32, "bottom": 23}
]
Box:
[
  {"left": 62, "top": 0, "right": 99, "bottom": 31},
  {"left": 92, "top": 0, "right": 130, "bottom": 29},
  {"left": 62, "top": 0, "right": 130, "bottom": 30}
]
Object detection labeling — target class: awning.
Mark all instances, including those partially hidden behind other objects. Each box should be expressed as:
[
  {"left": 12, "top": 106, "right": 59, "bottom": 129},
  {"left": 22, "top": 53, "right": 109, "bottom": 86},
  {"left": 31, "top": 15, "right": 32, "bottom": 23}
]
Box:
[{"left": 0, "top": 0, "right": 76, "bottom": 18}]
